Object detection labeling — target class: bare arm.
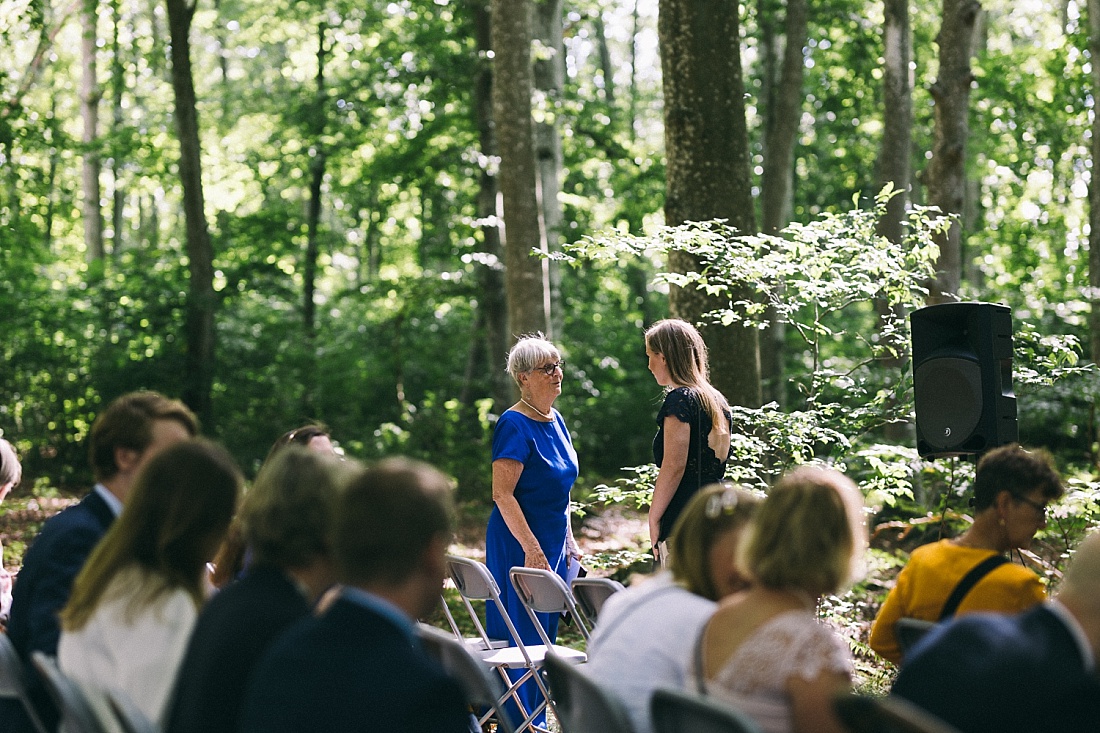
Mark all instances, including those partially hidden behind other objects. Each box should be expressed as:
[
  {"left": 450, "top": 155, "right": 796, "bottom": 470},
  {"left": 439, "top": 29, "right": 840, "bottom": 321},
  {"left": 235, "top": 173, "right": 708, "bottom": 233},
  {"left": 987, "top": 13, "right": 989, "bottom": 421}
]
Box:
[
  {"left": 492, "top": 458, "right": 551, "bottom": 570},
  {"left": 788, "top": 670, "right": 851, "bottom": 733},
  {"left": 649, "top": 416, "right": 690, "bottom": 552}
]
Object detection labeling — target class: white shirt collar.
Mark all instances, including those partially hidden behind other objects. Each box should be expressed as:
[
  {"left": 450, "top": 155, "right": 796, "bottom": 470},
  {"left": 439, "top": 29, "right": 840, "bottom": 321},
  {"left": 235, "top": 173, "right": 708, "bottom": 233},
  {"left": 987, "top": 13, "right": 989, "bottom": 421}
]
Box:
[
  {"left": 93, "top": 483, "right": 124, "bottom": 517},
  {"left": 1047, "top": 598, "right": 1095, "bottom": 672}
]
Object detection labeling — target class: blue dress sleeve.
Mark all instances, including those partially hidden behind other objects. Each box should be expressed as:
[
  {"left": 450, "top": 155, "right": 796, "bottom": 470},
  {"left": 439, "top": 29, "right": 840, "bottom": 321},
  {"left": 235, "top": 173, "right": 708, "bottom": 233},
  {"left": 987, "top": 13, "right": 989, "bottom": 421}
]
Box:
[{"left": 491, "top": 413, "right": 531, "bottom": 464}]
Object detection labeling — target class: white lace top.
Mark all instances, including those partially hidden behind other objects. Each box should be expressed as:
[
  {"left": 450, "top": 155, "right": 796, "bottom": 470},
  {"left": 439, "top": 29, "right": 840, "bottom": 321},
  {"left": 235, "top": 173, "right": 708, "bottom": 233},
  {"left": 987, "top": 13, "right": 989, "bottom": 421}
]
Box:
[{"left": 698, "top": 609, "right": 853, "bottom": 733}]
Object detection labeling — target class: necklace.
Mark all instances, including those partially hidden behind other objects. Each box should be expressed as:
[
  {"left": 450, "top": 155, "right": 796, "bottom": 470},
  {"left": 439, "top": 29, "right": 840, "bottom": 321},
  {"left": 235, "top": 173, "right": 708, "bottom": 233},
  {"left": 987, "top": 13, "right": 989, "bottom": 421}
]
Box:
[{"left": 520, "top": 398, "right": 553, "bottom": 421}]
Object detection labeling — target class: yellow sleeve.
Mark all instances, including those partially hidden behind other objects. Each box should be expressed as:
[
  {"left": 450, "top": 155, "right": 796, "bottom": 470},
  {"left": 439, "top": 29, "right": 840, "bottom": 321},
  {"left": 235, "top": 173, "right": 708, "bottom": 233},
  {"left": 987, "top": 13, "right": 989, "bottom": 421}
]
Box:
[{"left": 868, "top": 565, "right": 909, "bottom": 666}]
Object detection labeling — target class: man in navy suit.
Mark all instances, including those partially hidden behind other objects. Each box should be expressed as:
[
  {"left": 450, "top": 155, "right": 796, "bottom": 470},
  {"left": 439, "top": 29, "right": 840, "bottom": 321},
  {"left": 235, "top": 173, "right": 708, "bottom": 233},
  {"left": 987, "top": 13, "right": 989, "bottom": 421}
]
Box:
[
  {"left": 894, "top": 530, "right": 1100, "bottom": 732},
  {"left": 239, "top": 457, "right": 472, "bottom": 733},
  {"left": 1, "top": 391, "right": 196, "bottom": 733}
]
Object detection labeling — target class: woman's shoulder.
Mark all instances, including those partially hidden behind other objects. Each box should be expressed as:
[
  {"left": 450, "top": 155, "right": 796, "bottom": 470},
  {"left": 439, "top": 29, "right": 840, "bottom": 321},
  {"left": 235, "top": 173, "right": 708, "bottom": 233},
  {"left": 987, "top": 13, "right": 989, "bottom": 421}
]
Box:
[{"left": 658, "top": 386, "right": 699, "bottom": 419}]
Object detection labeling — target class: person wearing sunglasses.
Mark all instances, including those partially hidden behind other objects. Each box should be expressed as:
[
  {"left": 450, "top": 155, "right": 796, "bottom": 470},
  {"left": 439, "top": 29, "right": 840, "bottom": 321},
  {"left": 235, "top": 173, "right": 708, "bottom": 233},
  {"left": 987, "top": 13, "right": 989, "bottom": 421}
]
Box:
[
  {"left": 645, "top": 318, "right": 733, "bottom": 568},
  {"left": 485, "top": 333, "right": 580, "bottom": 729},
  {"left": 870, "top": 443, "right": 1064, "bottom": 665}
]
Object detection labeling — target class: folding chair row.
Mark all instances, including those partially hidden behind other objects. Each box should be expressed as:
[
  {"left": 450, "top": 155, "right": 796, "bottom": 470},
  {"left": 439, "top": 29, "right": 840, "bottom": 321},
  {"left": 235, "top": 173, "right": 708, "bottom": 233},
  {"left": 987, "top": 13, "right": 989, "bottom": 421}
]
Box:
[
  {"left": 0, "top": 635, "right": 50, "bottom": 733},
  {"left": 569, "top": 576, "right": 625, "bottom": 629},
  {"left": 443, "top": 555, "right": 586, "bottom": 733}
]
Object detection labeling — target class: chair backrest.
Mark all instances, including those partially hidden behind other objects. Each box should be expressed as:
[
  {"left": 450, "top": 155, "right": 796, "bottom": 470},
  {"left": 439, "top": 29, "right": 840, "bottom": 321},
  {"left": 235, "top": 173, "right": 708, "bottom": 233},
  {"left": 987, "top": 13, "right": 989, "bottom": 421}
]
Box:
[
  {"left": 30, "top": 652, "right": 109, "bottom": 733},
  {"left": 509, "top": 567, "right": 591, "bottom": 642},
  {"left": 894, "top": 618, "right": 938, "bottom": 658},
  {"left": 570, "top": 577, "right": 625, "bottom": 628},
  {"left": 444, "top": 555, "right": 535, "bottom": 664},
  {"left": 415, "top": 623, "right": 516, "bottom": 733},
  {"left": 543, "top": 653, "right": 635, "bottom": 733},
  {"left": 833, "top": 694, "right": 964, "bottom": 733},
  {"left": 108, "top": 689, "right": 160, "bottom": 733},
  {"left": 650, "top": 687, "right": 763, "bottom": 733},
  {"left": 0, "top": 635, "right": 49, "bottom": 733}
]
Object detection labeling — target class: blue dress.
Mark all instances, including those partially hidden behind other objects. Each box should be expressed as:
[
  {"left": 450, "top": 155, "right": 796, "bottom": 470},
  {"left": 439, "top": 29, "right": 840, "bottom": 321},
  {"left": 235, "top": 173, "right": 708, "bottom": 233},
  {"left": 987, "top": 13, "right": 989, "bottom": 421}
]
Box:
[{"left": 485, "top": 408, "right": 578, "bottom": 726}]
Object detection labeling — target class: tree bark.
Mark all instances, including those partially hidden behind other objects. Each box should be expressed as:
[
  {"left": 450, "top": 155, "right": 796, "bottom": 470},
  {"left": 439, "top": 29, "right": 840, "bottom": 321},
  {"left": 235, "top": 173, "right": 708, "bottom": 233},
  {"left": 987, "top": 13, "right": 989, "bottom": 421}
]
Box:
[
  {"left": 492, "top": 0, "right": 549, "bottom": 339},
  {"left": 659, "top": 0, "right": 761, "bottom": 408},
  {"left": 165, "top": 0, "right": 215, "bottom": 427},
  {"left": 593, "top": 11, "right": 616, "bottom": 107},
  {"left": 304, "top": 22, "right": 328, "bottom": 343},
  {"left": 532, "top": 0, "right": 564, "bottom": 339},
  {"left": 81, "top": 0, "right": 104, "bottom": 267},
  {"left": 109, "top": 0, "right": 125, "bottom": 256},
  {"left": 924, "top": 0, "right": 981, "bottom": 304},
  {"left": 1089, "top": 0, "right": 1100, "bottom": 363},
  {"left": 471, "top": 0, "right": 511, "bottom": 408}
]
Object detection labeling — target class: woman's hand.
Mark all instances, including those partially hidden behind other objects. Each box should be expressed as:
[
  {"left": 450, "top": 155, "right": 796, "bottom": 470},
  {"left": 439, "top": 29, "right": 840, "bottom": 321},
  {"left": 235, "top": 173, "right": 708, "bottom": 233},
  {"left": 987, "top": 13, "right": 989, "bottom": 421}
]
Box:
[{"left": 524, "top": 545, "right": 552, "bottom": 570}]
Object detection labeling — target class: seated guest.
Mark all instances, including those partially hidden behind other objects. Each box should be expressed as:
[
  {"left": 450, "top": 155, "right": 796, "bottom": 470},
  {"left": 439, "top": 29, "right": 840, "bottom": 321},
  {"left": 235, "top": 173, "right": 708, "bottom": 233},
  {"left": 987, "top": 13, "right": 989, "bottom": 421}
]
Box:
[
  {"left": 210, "top": 423, "right": 339, "bottom": 589},
  {"left": 238, "top": 457, "right": 472, "bottom": 733},
  {"left": 870, "top": 444, "right": 1062, "bottom": 665},
  {"left": 57, "top": 440, "right": 241, "bottom": 726},
  {"left": 167, "top": 447, "right": 356, "bottom": 733},
  {"left": 2, "top": 391, "right": 196, "bottom": 733},
  {"left": 893, "top": 530, "right": 1100, "bottom": 732},
  {"left": 1, "top": 436, "right": 22, "bottom": 623},
  {"left": 586, "top": 483, "right": 759, "bottom": 733},
  {"left": 698, "top": 465, "right": 867, "bottom": 733}
]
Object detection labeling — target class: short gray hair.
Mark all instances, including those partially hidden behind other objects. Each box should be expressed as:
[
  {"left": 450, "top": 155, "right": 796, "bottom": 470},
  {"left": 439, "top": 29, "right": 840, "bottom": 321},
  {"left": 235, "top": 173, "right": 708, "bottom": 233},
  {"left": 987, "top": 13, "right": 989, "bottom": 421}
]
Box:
[{"left": 506, "top": 334, "right": 560, "bottom": 384}]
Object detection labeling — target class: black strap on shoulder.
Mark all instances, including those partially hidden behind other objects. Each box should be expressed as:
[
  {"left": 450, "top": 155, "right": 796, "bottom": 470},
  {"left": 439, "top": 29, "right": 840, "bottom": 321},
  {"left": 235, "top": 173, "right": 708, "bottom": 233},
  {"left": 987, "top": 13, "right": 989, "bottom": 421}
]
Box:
[{"left": 938, "top": 554, "right": 1009, "bottom": 621}]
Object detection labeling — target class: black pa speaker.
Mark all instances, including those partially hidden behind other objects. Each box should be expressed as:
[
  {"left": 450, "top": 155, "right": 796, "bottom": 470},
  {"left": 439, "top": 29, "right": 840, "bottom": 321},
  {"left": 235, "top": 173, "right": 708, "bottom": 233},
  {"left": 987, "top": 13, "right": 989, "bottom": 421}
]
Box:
[{"left": 910, "top": 302, "right": 1017, "bottom": 458}]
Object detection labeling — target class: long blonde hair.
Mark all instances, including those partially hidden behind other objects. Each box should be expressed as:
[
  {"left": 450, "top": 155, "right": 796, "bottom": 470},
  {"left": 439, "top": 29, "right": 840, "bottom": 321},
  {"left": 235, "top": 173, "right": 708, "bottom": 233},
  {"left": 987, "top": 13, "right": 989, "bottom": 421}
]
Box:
[
  {"left": 61, "top": 439, "right": 241, "bottom": 631},
  {"left": 645, "top": 319, "right": 730, "bottom": 437}
]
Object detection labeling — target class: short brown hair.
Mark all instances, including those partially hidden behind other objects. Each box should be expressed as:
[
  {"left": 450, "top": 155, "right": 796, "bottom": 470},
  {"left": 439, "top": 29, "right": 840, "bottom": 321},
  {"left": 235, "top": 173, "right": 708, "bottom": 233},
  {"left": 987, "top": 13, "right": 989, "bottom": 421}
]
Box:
[
  {"left": 88, "top": 391, "right": 198, "bottom": 482},
  {"left": 334, "top": 457, "right": 455, "bottom": 587},
  {"left": 972, "top": 444, "right": 1062, "bottom": 511},
  {"left": 740, "top": 465, "right": 866, "bottom": 597},
  {"left": 669, "top": 483, "right": 760, "bottom": 601}
]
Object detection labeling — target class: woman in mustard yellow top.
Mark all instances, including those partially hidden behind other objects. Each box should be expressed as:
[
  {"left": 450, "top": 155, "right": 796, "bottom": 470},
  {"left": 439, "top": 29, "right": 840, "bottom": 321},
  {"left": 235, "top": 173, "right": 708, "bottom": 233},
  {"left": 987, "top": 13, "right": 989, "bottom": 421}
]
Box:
[{"left": 869, "top": 444, "right": 1063, "bottom": 665}]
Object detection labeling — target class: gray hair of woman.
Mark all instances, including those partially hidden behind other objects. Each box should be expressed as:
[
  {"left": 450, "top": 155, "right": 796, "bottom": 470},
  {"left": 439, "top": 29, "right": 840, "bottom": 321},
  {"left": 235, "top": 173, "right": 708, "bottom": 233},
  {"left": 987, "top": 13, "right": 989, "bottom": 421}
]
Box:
[
  {"left": 505, "top": 334, "right": 562, "bottom": 384},
  {"left": 0, "top": 438, "right": 21, "bottom": 490}
]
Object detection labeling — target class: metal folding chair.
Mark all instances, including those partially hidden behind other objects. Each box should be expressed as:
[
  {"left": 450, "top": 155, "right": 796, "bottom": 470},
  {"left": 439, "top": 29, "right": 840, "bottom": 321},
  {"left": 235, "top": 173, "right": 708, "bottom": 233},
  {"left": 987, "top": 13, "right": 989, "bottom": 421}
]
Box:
[
  {"left": 439, "top": 593, "right": 509, "bottom": 652},
  {"left": 445, "top": 555, "right": 585, "bottom": 732},
  {"left": 543, "top": 652, "right": 635, "bottom": 733},
  {"left": 0, "top": 635, "right": 50, "bottom": 733},
  {"left": 107, "top": 689, "right": 161, "bottom": 733},
  {"left": 894, "top": 617, "right": 938, "bottom": 659},
  {"left": 833, "top": 694, "right": 964, "bottom": 733},
  {"left": 416, "top": 622, "right": 516, "bottom": 733},
  {"left": 569, "top": 576, "right": 625, "bottom": 629},
  {"left": 650, "top": 687, "right": 763, "bottom": 733},
  {"left": 30, "top": 652, "right": 112, "bottom": 733},
  {"left": 509, "top": 567, "right": 591, "bottom": 643}
]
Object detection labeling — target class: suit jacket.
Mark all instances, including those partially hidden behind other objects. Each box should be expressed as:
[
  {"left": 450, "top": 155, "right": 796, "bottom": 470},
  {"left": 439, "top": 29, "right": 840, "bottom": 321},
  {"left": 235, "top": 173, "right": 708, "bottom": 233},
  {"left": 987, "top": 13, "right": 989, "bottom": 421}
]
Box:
[
  {"left": 238, "top": 595, "right": 471, "bottom": 733},
  {"left": 166, "top": 564, "right": 312, "bottom": 733},
  {"left": 1, "top": 490, "right": 115, "bottom": 733},
  {"left": 893, "top": 604, "right": 1100, "bottom": 732}
]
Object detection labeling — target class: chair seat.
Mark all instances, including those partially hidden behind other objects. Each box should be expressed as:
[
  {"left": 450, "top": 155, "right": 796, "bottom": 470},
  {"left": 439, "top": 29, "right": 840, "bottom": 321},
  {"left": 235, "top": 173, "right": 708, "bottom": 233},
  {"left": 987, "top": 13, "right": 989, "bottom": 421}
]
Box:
[{"left": 479, "top": 644, "right": 586, "bottom": 669}]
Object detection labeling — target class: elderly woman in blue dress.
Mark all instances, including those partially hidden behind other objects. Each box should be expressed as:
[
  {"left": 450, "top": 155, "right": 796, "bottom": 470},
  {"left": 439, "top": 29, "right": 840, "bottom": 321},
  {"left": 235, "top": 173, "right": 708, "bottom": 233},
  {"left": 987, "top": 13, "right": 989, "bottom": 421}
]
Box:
[{"left": 485, "top": 334, "right": 581, "bottom": 727}]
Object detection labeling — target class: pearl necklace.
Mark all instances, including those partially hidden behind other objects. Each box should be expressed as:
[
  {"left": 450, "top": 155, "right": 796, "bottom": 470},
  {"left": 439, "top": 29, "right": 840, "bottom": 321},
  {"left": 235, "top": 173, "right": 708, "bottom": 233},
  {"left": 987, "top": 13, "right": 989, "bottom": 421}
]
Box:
[{"left": 520, "top": 398, "right": 554, "bottom": 421}]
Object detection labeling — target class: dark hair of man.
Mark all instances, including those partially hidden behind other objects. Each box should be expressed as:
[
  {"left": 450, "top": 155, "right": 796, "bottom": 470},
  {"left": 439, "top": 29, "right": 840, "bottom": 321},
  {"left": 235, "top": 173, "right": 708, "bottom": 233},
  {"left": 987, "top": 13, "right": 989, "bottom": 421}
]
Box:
[
  {"left": 972, "top": 443, "right": 1063, "bottom": 511},
  {"left": 334, "top": 457, "right": 454, "bottom": 588},
  {"left": 87, "top": 391, "right": 199, "bottom": 482}
]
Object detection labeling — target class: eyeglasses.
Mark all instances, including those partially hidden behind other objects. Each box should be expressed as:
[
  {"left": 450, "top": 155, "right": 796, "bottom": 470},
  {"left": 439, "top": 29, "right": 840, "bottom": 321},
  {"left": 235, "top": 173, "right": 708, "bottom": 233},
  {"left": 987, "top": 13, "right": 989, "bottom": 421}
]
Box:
[
  {"left": 530, "top": 361, "right": 565, "bottom": 376},
  {"left": 1012, "top": 494, "right": 1049, "bottom": 519}
]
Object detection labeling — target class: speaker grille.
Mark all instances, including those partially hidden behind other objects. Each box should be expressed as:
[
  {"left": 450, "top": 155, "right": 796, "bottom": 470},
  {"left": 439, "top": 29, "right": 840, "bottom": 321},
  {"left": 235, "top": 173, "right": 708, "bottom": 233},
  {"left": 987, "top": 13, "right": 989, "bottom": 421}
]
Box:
[{"left": 914, "top": 357, "right": 983, "bottom": 451}]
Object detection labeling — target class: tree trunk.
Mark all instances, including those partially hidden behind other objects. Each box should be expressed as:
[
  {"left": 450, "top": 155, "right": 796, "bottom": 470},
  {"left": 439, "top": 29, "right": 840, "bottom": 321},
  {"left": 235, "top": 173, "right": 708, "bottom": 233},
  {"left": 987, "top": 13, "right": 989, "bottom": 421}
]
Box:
[
  {"left": 81, "top": 0, "right": 104, "bottom": 268},
  {"left": 924, "top": 0, "right": 981, "bottom": 304},
  {"left": 877, "top": 0, "right": 913, "bottom": 443},
  {"left": 1089, "top": 0, "right": 1100, "bottom": 363},
  {"left": 304, "top": 22, "right": 327, "bottom": 343},
  {"left": 109, "top": 0, "right": 125, "bottom": 256},
  {"left": 165, "top": 0, "right": 215, "bottom": 427},
  {"left": 659, "top": 0, "right": 761, "bottom": 408},
  {"left": 593, "top": 11, "right": 616, "bottom": 107},
  {"left": 492, "top": 0, "right": 549, "bottom": 339},
  {"left": 532, "top": 0, "right": 563, "bottom": 340},
  {"left": 471, "top": 0, "right": 511, "bottom": 408},
  {"left": 629, "top": 0, "right": 641, "bottom": 139}
]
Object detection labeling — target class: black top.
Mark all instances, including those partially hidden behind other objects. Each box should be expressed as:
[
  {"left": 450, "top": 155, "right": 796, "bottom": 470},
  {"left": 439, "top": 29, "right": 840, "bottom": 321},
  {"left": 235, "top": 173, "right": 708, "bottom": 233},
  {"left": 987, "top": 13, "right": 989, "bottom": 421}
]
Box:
[
  {"left": 166, "top": 563, "right": 313, "bottom": 733},
  {"left": 652, "top": 387, "right": 732, "bottom": 541}
]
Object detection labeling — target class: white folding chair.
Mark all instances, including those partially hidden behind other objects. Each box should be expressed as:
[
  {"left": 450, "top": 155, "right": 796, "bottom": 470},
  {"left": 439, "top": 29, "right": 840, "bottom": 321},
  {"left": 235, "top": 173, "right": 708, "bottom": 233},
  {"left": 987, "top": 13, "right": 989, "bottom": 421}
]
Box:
[
  {"left": 439, "top": 593, "right": 509, "bottom": 652},
  {"left": 833, "top": 694, "right": 964, "bottom": 733},
  {"left": 416, "top": 622, "right": 516, "bottom": 733},
  {"left": 107, "top": 689, "right": 160, "bottom": 733},
  {"left": 30, "top": 652, "right": 114, "bottom": 733},
  {"left": 509, "top": 567, "right": 591, "bottom": 643},
  {"left": 569, "top": 576, "right": 625, "bottom": 629},
  {"left": 0, "top": 635, "right": 50, "bottom": 733},
  {"left": 543, "top": 652, "right": 636, "bottom": 733},
  {"left": 650, "top": 687, "right": 763, "bottom": 733},
  {"left": 445, "top": 555, "right": 585, "bottom": 732}
]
